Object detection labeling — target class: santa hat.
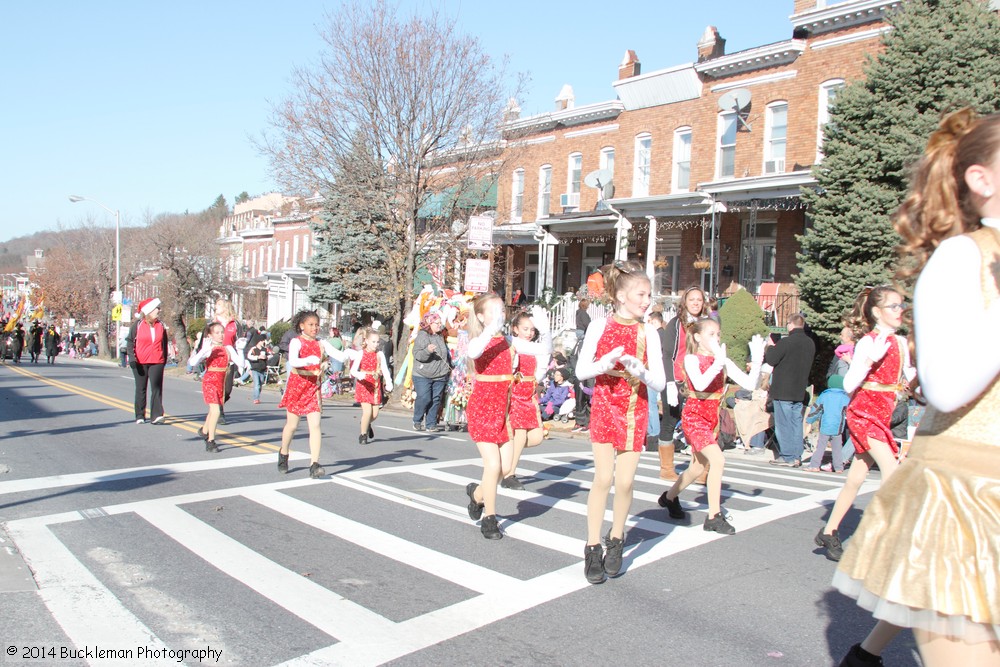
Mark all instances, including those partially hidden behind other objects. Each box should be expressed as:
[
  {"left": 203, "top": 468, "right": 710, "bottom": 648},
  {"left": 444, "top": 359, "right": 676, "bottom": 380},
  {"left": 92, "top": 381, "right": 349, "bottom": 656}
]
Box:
[{"left": 138, "top": 298, "right": 161, "bottom": 316}]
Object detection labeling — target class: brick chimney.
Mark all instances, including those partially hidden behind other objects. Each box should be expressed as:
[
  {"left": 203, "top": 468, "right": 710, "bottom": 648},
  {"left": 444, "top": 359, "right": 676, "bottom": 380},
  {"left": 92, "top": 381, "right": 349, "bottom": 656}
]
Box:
[
  {"left": 793, "top": 0, "right": 817, "bottom": 14},
  {"left": 697, "top": 26, "right": 726, "bottom": 62},
  {"left": 618, "top": 50, "right": 641, "bottom": 80},
  {"left": 503, "top": 98, "right": 521, "bottom": 123},
  {"left": 555, "top": 84, "right": 575, "bottom": 112}
]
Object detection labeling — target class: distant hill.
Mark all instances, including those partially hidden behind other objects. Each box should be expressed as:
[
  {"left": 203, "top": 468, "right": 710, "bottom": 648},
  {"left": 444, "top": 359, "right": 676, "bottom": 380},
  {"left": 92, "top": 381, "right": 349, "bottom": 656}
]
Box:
[{"left": 0, "top": 230, "right": 65, "bottom": 273}]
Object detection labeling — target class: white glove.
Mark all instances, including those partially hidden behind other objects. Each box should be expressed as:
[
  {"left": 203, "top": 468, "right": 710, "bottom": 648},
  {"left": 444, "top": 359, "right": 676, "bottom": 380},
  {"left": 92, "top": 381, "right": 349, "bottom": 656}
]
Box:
[
  {"left": 384, "top": 379, "right": 394, "bottom": 393},
  {"left": 597, "top": 345, "right": 625, "bottom": 373},
  {"left": 713, "top": 343, "right": 727, "bottom": 364},
  {"left": 748, "top": 335, "right": 766, "bottom": 365},
  {"left": 351, "top": 369, "right": 366, "bottom": 381},
  {"left": 869, "top": 332, "right": 890, "bottom": 363},
  {"left": 484, "top": 302, "right": 505, "bottom": 336},
  {"left": 529, "top": 305, "right": 550, "bottom": 334},
  {"left": 619, "top": 354, "right": 647, "bottom": 383},
  {"left": 303, "top": 355, "right": 322, "bottom": 366},
  {"left": 666, "top": 381, "right": 679, "bottom": 407}
]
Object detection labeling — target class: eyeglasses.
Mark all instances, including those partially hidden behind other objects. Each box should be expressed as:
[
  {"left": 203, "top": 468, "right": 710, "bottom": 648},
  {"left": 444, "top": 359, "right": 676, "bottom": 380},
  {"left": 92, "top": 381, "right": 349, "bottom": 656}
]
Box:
[{"left": 881, "top": 303, "right": 906, "bottom": 312}]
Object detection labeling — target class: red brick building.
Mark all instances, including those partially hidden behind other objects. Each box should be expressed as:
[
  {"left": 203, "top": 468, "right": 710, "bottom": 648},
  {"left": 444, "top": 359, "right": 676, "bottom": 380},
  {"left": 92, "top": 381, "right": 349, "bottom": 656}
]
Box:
[{"left": 493, "top": 0, "right": 899, "bottom": 311}]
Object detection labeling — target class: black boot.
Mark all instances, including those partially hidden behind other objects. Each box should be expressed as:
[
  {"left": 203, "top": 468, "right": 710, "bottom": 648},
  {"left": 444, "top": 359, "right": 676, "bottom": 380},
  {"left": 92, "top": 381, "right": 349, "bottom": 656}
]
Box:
[
  {"left": 358, "top": 433, "right": 368, "bottom": 445},
  {"left": 277, "top": 452, "right": 289, "bottom": 474},
  {"left": 658, "top": 491, "right": 686, "bottom": 519},
  {"left": 838, "top": 643, "right": 884, "bottom": 667},
  {"left": 480, "top": 514, "right": 503, "bottom": 540},
  {"left": 309, "top": 462, "right": 326, "bottom": 478},
  {"left": 584, "top": 544, "right": 605, "bottom": 584},
  {"left": 703, "top": 512, "right": 736, "bottom": 535},
  {"left": 603, "top": 533, "right": 624, "bottom": 577},
  {"left": 466, "top": 483, "right": 484, "bottom": 520},
  {"left": 367, "top": 425, "right": 374, "bottom": 439},
  {"left": 815, "top": 528, "right": 844, "bottom": 561},
  {"left": 205, "top": 440, "right": 219, "bottom": 453}
]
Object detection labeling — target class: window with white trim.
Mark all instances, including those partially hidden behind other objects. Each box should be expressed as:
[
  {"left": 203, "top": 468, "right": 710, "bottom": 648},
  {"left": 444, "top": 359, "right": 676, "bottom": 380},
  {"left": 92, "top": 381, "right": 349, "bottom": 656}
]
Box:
[
  {"left": 717, "top": 112, "right": 737, "bottom": 179},
  {"left": 511, "top": 168, "right": 525, "bottom": 222},
  {"left": 817, "top": 79, "right": 845, "bottom": 161},
  {"left": 525, "top": 251, "right": 539, "bottom": 298},
  {"left": 538, "top": 165, "right": 552, "bottom": 218},
  {"left": 565, "top": 153, "right": 582, "bottom": 210},
  {"left": 633, "top": 133, "right": 651, "bottom": 197},
  {"left": 672, "top": 127, "right": 692, "bottom": 192},
  {"left": 599, "top": 147, "right": 615, "bottom": 176},
  {"left": 764, "top": 101, "right": 788, "bottom": 174}
]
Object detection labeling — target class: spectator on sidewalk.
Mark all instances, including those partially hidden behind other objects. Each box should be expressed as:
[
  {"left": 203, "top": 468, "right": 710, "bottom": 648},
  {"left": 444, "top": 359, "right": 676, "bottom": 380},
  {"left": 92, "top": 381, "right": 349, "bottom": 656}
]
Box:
[{"left": 764, "top": 314, "right": 816, "bottom": 466}]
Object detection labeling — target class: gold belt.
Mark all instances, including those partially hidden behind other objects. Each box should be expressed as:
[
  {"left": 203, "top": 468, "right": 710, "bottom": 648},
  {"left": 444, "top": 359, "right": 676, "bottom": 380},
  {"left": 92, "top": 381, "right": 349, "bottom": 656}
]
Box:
[
  {"left": 292, "top": 368, "right": 321, "bottom": 377},
  {"left": 476, "top": 374, "right": 514, "bottom": 382},
  {"left": 204, "top": 367, "right": 226, "bottom": 373},
  {"left": 689, "top": 390, "right": 723, "bottom": 400},
  {"left": 606, "top": 369, "right": 641, "bottom": 388},
  {"left": 861, "top": 382, "right": 903, "bottom": 392}
]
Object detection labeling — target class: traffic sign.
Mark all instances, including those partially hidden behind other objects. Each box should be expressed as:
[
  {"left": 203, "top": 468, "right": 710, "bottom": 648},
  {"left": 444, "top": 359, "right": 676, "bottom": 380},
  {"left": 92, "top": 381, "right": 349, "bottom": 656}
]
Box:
[{"left": 111, "top": 304, "right": 122, "bottom": 322}]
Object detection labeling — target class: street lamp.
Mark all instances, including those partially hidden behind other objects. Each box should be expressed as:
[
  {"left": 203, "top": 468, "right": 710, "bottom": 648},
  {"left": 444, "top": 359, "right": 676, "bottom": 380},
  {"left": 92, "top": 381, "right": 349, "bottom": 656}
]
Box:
[{"left": 69, "top": 195, "right": 121, "bottom": 361}]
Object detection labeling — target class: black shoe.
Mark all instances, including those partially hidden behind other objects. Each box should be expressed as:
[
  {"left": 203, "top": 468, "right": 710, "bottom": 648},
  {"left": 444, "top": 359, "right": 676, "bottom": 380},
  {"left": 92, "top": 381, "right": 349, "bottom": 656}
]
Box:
[
  {"left": 466, "top": 483, "right": 484, "bottom": 520},
  {"left": 584, "top": 544, "right": 606, "bottom": 584},
  {"left": 815, "top": 528, "right": 844, "bottom": 561},
  {"left": 197, "top": 428, "right": 209, "bottom": 442},
  {"left": 358, "top": 433, "right": 368, "bottom": 445},
  {"left": 412, "top": 422, "right": 425, "bottom": 432},
  {"left": 277, "top": 452, "right": 289, "bottom": 474},
  {"left": 603, "top": 533, "right": 624, "bottom": 577},
  {"left": 218, "top": 412, "right": 227, "bottom": 425},
  {"left": 205, "top": 439, "right": 219, "bottom": 453},
  {"left": 480, "top": 514, "right": 503, "bottom": 540},
  {"left": 704, "top": 512, "right": 736, "bottom": 535},
  {"left": 658, "top": 491, "right": 686, "bottom": 519},
  {"left": 368, "top": 425, "right": 374, "bottom": 439},
  {"left": 838, "top": 643, "right": 884, "bottom": 667},
  {"left": 500, "top": 475, "right": 524, "bottom": 490},
  {"left": 309, "top": 462, "right": 326, "bottom": 479}
]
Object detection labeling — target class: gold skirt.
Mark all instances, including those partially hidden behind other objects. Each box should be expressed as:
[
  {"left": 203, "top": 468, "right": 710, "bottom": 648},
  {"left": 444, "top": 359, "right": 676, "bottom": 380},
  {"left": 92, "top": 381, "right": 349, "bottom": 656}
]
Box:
[{"left": 832, "top": 434, "right": 1000, "bottom": 643}]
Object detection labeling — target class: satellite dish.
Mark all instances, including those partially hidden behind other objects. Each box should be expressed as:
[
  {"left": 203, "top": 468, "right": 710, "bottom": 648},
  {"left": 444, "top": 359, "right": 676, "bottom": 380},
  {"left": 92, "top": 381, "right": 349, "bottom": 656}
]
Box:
[
  {"left": 718, "top": 88, "right": 752, "bottom": 131},
  {"left": 602, "top": 180, "right": 615, "bottom": 201},
  {"left": 584, "top": 168, "right": 614, "bottom": 190}
]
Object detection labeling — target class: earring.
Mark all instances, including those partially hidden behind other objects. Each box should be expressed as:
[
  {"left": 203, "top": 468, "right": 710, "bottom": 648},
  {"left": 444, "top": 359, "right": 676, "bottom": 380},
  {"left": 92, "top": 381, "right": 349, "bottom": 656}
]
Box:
[{"left": 986, "top": 189, "right": 995, "bottom": 198}]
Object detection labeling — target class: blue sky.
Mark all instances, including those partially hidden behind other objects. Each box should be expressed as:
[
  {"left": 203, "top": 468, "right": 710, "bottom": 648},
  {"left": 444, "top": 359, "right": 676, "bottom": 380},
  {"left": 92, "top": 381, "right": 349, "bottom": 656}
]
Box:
[{"left": 1, "top": 1, "right": 791, "bottom": 243}]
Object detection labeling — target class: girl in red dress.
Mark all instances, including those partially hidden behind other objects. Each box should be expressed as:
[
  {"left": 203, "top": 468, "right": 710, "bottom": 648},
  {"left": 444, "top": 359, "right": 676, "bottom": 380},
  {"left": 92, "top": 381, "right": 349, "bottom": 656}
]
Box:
[
  {"left": 188, "top": 322, "right": 245, "bottom": 453},
  {"left": 657, "top": 318, "right": 764, "bottom": 534},
  {"left": 464, "top": 295, "right": 550, "bottom": 540},
  {"left": 350, "top": 327, "right": 394, "bottom": 445},
  {"left": 815, "top": 286, "right": 915, "bottom": 563},
  {"left": 575, "top": 260, "right": 665, "bottom": 584},
  {"left": 277, "top": 311, "right": 350, "bottom": 478},
  {"left": 502, "top": 311, "right": 551, "bottom": 491}
]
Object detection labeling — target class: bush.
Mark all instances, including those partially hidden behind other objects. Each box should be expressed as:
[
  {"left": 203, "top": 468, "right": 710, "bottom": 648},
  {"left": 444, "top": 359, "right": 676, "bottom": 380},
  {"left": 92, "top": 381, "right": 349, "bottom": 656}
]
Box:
[
  {"left": 185, "top": 317, "right": 207, "bottom": 339},
  {"left": 269, "top": 320, "right": 292, "bottom": 347},
  {"left": 718, "top": 289, "right": 769, "bottom": 369}
]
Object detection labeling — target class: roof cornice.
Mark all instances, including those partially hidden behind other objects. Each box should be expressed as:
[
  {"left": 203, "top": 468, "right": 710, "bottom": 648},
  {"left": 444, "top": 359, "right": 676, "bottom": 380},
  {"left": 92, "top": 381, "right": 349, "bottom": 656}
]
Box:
[
  {"left": 791, "top": 0, "right": 902, "bottom": 36},
  {"left": 503, "top": 100, "right": 624, "bottom": 135},
  {"left": 694, "top": 39, "right": 806, "bottom": 78}
]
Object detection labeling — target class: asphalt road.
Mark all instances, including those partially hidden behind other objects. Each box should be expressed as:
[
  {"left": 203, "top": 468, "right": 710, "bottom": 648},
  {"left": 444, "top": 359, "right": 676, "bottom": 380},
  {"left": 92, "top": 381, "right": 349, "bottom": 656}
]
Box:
[{"left": 0, "top": 358, "right": 922, "bottom": 666}]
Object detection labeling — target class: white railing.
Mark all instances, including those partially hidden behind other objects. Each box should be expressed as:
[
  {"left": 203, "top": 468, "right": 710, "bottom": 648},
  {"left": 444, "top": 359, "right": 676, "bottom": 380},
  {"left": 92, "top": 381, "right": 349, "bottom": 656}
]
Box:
[{"left": 546, "top": 293, "right": 612, "bottom": 336}]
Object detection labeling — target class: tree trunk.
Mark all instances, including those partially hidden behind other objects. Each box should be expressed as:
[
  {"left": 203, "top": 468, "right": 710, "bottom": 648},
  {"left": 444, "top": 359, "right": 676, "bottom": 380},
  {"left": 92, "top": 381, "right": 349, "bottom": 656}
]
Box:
[{"left": 171, "top": 312, "right": 190, "bottom": 367}]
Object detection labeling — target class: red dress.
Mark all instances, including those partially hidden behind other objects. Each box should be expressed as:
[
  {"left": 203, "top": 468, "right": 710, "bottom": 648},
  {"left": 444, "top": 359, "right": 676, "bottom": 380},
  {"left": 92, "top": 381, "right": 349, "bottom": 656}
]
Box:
[
  {"left": 590, "top": 316, "right": 649, "bottom": 452},
  {"left": 466, "top": 336, "right": 514, "bottom": 444},
  {"left": 278, "top": 337, "right": 322, "bottom": 415},
  {"left": 847, "top": 332, "right": 903, "bottom": 454},
  {"left": 201, "top": 346, "right": 228, "bottom": 405},
  {"left": 354, "top": 350, "right": 383, "bottom": 405},
  {"left": 509, "top": 353, "right": 541, "bottom": 430},
  {"left": 680, "top": 355, "right": 724, "bottom": 452}
]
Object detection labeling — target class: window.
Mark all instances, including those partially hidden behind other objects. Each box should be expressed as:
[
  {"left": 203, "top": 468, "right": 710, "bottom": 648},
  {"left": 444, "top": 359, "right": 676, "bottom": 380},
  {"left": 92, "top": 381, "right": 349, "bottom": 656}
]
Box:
[
  {"left": 537, "top": 166, "right": 552, "bottom": 218},
  {"left": 293, "top": 235, "right": 300, "bottom": 266},
  {"left": 565, "top": 153, "right": 582, "bottom": 210},
  {"left": 717, "top": 113, "right": 737, "bottom": 178},
  {"left": 599, "top": 147, "right": 615, "bottom": 175},
  {"left": 817, "top": 79, "right": 845, "bottom": 161},
  {"left": 740, "top": 220, "right": 777, "bottom": 293},
  {"left": 672, "top": 127, "right": 692, "bottom": 192},
  {"left": 764, "top": 102, "right": 788, "bottom": 174},
  {"left": 511, "top": 168, "right": 525, "bottom": 222},
  {"left": 582, "top": 243, "right": 605, "bottom": 284},
  {"left": 633, "top": 134, "right": 651, "bottom": 197},
  {"left": 525, "top": 251, "right": 539, "bottom": 298},
  {"left": 655, "top": 232, "right": 682, "bottom": 298}
]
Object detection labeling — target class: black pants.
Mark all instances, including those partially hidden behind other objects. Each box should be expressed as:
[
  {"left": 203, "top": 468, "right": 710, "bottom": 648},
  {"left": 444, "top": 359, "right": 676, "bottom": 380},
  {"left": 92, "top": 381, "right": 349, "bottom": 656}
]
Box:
[
  {"left": 132, "top": 363, "right": 165, "bottom": 420},
  {"left": 658, "top": 388, "right": 685, "bottom": 442},
  {"left": 224, "top": 365, "right": 235, "bottom": 405}
]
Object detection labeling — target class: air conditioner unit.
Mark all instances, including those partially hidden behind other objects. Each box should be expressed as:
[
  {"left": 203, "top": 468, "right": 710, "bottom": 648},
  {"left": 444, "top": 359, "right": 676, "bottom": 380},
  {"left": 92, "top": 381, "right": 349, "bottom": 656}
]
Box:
[
  {"left": 560, "top": 192, "right": 580, "bottom": 209},
  {"left": 764, "top": 158, "right": 785, "bottom": 174}
]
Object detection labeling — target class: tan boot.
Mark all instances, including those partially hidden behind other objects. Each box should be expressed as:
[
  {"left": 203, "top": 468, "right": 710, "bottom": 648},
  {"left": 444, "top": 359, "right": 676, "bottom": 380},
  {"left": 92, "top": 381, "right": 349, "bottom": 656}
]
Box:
[
  {"left": 659, "top": 444, "right": 679, "bottom": 481},
  {"left": 695, "top": 462, "right": 709, "bottom": 485}
]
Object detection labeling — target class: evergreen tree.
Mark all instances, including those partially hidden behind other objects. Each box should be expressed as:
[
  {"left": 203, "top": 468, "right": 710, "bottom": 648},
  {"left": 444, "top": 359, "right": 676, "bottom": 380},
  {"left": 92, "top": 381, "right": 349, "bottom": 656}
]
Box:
[
  {"left": 718, "top": 288, "right": 769, "bottom": 369},
  {"left": 796, "top": 0, "right": 1000, "bottom": 342}
]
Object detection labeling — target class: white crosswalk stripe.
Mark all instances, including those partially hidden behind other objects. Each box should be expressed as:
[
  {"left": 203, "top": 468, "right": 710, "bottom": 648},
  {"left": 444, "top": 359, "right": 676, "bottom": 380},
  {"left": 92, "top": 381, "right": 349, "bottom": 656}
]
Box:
[{"left": 5, "top": 450, "right": 877, "bottom": 666}]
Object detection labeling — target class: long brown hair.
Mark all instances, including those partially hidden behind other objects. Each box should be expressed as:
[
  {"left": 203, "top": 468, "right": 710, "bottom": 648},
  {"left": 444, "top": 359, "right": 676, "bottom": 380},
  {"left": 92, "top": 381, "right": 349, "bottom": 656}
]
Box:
[
  {"left": 465, "top": 293, "right": 503, "bottom": 373},
  {"left": 685, "top": 317, "right": 719, "bottom": 355},
  {"left": 601, "top": 259, "right": 649, "bottom": 310},
  {"left": 895, "top": 109, "right": 1000, "bottom": 284},
  {"left": 843, "top": 285, "right": 900, "bottom": 340}
]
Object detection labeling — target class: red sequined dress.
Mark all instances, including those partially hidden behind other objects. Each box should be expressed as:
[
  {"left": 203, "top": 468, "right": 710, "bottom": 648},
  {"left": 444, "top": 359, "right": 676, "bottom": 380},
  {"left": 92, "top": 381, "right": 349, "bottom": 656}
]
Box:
[
  {"left": 590, "top": 316, "right": 648, "bottom": 452},
  {"left": 680, "top": 354, "right": 725, "bottom": 452},
  {"left": 509, "top": 352, "right": 541, "bottom": 430},
  {"left": 354, "top": 350, "right": 382, "bottom": 405},
  {"left": 847, "top": 331, "right": 903, "bottom": 454},
  {"left": 466, "top": 335, "right": 514, "bottom": 444},
  {"left": 278, "top": 337, "right": 322, "bottom": 416},
  {"left": 201, "top": 346, "right": 229, "bottom": 405}
]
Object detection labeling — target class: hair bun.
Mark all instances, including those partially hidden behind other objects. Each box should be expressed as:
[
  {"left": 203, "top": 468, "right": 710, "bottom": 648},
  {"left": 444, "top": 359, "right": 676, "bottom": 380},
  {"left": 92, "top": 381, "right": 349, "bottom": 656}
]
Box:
[{"left": 926, "top": 108, "right": 978, "bottom": 154}]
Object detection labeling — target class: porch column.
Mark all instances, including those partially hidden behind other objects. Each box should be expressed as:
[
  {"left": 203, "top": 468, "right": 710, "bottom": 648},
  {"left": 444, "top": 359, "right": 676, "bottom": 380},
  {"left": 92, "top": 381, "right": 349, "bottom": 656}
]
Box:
[
  {"left": 645, "top": 216, "right": 657, "bottom": 282},
  {"left": 614, "top": 213, "right": 632, "bottom": 261}
]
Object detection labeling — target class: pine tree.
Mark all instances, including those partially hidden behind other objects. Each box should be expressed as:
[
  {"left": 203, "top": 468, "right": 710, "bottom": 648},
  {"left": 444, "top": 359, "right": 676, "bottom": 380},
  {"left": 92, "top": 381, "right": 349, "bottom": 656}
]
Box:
[{"left": 796, "top": 0, "right": 1000, "bottom": 342}]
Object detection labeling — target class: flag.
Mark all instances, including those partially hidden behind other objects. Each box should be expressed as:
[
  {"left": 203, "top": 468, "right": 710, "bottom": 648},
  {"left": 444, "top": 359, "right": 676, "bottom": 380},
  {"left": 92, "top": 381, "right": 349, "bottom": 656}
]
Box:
[
  {"left": 3, "top": 297, "right": 25, "bottom": 332},
  {"left": 31, "top": 300, "right": 45, "bottom": 321}
]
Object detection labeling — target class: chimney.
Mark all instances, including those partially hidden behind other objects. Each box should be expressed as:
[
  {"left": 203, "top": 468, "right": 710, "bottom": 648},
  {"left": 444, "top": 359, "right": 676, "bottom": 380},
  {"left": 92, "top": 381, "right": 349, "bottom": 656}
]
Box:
[
  {"left": 697, "top": 26, "right": 726, "bottom": 62},
  {"left": 793, "top": 0, "right": 817, "bottom": 14},
  {"left": 618, "top": 50, "right": 641, "bottom": 80},
  {"left": 555, "top": 84, "right": 575, "bottom": 112},
  {"left": 503, "top": 98, "right": 521, "bottom": 123}
]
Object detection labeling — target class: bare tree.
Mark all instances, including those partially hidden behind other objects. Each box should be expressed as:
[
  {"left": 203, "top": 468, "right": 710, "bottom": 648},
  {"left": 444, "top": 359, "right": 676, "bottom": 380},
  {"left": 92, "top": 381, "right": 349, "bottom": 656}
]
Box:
[
  {"left": 258, "top": 0, "right": 525, "bottom": 367},
  {"left": 145, "top": 211, "right": 233, "bottom": 364}
]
